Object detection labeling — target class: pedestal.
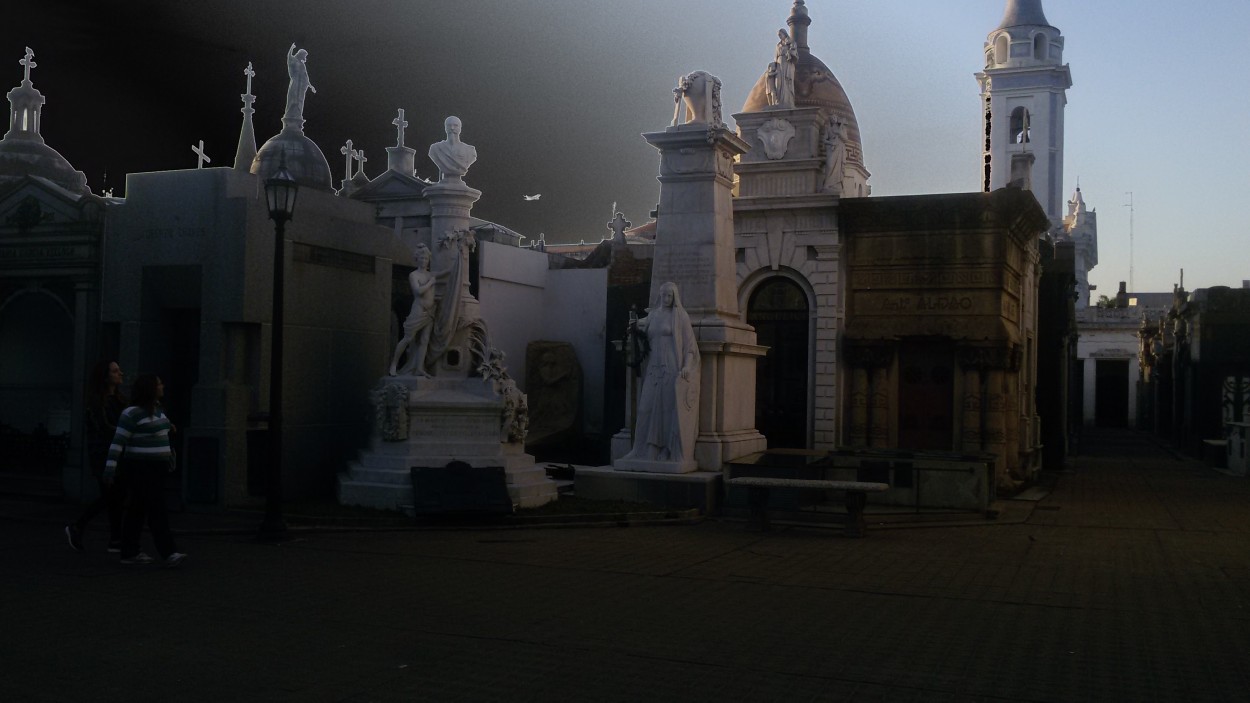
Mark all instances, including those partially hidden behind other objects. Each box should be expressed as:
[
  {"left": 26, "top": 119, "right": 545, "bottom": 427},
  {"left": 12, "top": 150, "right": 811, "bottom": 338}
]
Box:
[
  {"left": 628, "top": 123, "right": 767, "bottom": 472},
  {"left": 337, "top": 376, "right": 558, "bottom": 511}
]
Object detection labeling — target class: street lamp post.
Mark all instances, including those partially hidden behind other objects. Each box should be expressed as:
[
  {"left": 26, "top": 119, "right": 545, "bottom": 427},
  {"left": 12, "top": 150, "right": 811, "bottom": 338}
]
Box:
[{"left": 259, "top": 161, "right": 298, "bottom": 541}]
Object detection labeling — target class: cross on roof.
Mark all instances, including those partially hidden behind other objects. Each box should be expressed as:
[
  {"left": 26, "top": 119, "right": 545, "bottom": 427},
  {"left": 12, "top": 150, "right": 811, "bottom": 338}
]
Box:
[
  {"left": 340, "top": 139, "right": 357, "bottom": 181},
  {"left": 356, "top": 149, "right": 368, "bottom": 177},
  {"left": 20, "top": 47, "right": 35, "bottom": 83},
  {"left": 392, "top": 108, "right": 408, "bottom": 148},
  {"left": 192, "top": 140, "right": 211, "bottom": 168},
  {"left": 607, "top": 212, "right": 632, "bottom": 242},
  {"left": 240, "top": 62, "right": 256, "bottom": 113}
]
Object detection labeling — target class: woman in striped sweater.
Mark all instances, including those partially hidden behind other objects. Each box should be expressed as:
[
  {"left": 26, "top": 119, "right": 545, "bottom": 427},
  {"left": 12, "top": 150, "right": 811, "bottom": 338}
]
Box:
[{"left": 104, "top": 374, "right": 186, "bottom": 567}]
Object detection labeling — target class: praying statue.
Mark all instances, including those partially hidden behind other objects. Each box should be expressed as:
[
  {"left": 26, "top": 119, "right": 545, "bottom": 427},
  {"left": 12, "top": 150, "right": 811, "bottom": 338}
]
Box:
[
  {"left": 284, "top": 44, "right": 316, "bottom": 122},
  {"left": 428, "top": 116, "right": 478, "bottom": 181},
  {"left": 621, "top": 282, "right": 700, "bottom": 465},
  {"left": 767, "top": 29, "right": 798, "bottom": 109},
  {"left": 388, "top": 244, "right": 437, "bottom": 377}
]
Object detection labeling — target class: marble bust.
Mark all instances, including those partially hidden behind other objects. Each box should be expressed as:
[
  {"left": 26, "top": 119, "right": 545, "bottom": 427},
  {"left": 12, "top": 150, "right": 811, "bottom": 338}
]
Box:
[{"left": 428, "top": 116, "right": 478, "bottom": 180}]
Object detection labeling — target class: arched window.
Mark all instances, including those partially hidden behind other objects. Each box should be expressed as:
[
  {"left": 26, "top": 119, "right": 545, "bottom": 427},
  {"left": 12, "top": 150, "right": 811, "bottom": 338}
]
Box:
[
  {"left": 1033, "top": 33, "right": 1047, "bottom": 60},
  {"left": 994, "top": 34, "right": 1010, "bottom": 64},
  {"left": 1009, "top": 106, "right": 1031, "bottom": 144}
]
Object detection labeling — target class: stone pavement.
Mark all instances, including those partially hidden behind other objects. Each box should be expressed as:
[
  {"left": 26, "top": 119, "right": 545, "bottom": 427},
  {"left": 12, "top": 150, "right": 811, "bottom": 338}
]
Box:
[{"left": 2, "top": 428, "right": 1248, "bottom": 702}]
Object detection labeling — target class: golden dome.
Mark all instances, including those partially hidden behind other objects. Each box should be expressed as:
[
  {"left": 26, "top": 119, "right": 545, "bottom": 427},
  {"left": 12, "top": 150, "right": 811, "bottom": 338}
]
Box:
[{"left": 740, "top": 4, "right": 865, "bottom": 171}]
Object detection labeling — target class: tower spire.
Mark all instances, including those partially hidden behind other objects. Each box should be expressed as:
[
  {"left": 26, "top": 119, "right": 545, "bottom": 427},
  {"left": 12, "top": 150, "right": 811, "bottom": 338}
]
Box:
[
  {"left": 998, "top": 0, "right": 1052, "bottom": 30},
  {"left": 6, "top": 47, "right": 45, "bottom": 141},
  {"left": 234, "top": 62, "right": 258, "bottom": 170},
  {"left": 787, "top": 1, "right": 811, "bottom": 53}
]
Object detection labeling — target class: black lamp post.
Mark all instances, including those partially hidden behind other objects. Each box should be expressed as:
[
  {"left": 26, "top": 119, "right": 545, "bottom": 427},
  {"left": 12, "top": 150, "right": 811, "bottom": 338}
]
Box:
[{"left": 259, "top": 160, "right": 298, "bottom": 540}]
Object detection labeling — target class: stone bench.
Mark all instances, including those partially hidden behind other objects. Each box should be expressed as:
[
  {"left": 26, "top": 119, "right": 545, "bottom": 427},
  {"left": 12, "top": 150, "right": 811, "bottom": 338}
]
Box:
[{"left": 725, "top": 476, "right": 889, "bottom": 537}]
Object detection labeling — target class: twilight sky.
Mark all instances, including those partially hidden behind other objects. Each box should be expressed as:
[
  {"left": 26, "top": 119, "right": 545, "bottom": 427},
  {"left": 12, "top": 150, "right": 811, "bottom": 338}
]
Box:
[{"left": 8, "top": 1, "right": 1249, "bottom": 295}]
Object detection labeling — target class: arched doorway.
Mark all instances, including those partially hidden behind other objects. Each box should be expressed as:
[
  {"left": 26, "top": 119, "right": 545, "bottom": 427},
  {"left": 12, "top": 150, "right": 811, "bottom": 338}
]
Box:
[{"left": 747, "top": 277, "right": 809, "bottom": 448}]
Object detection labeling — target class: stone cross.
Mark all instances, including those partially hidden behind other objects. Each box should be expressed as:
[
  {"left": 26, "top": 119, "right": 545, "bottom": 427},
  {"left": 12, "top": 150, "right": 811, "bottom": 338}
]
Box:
[
  {"left": 20, "top": 47, "right": 35, "bottom": 83},
  {"left": 340, "top": 139, "right": 357, "bottom": 181},
  {"left": 240, "top": 62, "right": 256, "bottom": 114},
  {"left": 191, "top": 140, "right": 211, "bottom": 168},
  {"left": 356, "top": 149, "right": 368, "bottom": 177},
  {"left": 392, "top": 108, "right": 408, "bottom": 148},
  {"left": 607, "top": 212, "right": 631, "bottom": 243}
]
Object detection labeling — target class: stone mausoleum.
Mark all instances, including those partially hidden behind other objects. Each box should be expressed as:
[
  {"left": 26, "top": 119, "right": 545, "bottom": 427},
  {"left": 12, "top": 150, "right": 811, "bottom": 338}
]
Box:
[{"left": 6, "top": 0, "right": 1091, "bottom": 512}]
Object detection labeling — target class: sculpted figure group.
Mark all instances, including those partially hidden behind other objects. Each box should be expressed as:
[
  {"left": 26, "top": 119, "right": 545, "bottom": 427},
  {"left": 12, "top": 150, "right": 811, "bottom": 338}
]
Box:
[{"left": 766, "top": 29, "right": 798, "bottom": 109}]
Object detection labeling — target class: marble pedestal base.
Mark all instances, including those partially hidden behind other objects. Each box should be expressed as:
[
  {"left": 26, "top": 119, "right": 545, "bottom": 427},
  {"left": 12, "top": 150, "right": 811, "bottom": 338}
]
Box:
[
  {"left": 338, "top": 376, "right": 558, "bottom": 512},
  {"left": 612, "top": 457, "right": 699, "bottom": 474}
]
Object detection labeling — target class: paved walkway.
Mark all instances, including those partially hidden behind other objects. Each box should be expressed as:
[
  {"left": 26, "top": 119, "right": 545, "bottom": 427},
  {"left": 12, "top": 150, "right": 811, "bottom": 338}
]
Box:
[{"left": 3, "top": 429, "right": 1248, "bottom": 702}]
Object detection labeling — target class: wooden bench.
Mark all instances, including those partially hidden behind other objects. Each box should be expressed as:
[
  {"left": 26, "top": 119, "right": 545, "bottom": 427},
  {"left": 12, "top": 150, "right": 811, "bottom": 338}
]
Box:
[{"left": 725, "top": 476, "right": 889, "bottom": 537}]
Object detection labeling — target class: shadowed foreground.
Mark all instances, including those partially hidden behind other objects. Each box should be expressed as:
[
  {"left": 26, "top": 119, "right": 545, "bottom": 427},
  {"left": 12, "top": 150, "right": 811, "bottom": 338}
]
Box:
[{"left": 3, "top": 429, "right": 1248, "bottom": 702}]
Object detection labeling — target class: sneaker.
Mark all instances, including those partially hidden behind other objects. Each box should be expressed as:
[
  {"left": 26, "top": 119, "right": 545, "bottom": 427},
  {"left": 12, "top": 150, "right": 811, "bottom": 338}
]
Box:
[
  {"left": 164, "top": 552, "right": 187, "bottom": 569},
  {"left": 65, "top": 525, "right": 84, "bottom": 553},
  {"left": 107, "top": 541, "right": 121, "bottom": 554},
  {"left": 120, "top": 552, "right": 155, "bottom": 565}
]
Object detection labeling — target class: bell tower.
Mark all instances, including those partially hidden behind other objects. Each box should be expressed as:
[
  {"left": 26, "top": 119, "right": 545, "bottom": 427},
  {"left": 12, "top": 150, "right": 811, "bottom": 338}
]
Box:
[{"left": 975, "top": 0, "right": 1071, "bottom": 230}]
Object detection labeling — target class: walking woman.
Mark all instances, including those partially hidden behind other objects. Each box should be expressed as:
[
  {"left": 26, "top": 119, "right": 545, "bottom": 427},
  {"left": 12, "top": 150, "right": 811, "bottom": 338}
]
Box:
[
  {"left": 103, "top": 374, "right": 186, "bottom": 567},
  {"left": 65, "top": 360, "right": 128, "bottom": 553}
]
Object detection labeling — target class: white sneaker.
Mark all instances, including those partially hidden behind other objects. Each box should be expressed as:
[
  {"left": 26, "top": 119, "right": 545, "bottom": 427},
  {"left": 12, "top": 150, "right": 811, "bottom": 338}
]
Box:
[
  {"left": 120, "top": 552, "right": 154, "bottom": 565},
  {"left": 164, "top": 552, "right": 187, "bottom": 568}
]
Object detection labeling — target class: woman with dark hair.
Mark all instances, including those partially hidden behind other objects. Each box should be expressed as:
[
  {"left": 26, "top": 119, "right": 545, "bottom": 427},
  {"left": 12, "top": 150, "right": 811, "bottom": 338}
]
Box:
[
  {"left": 103, "top": 374, "right": 186, "bottom": 567},
  {"left": 66, "top": 360, "right": 127, "bottom": 553}
]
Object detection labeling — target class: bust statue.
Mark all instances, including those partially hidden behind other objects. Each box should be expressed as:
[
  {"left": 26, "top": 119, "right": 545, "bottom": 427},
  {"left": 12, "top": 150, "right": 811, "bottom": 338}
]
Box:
[{"left": 428, "top": 116, "right": 478, "bottom": 180}]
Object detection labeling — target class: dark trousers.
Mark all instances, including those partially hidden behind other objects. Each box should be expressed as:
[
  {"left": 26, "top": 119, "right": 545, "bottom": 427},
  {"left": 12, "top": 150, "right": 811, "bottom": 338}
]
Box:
[
  {"left": 74, "top": 452, "right": 124, "bottom": 544},
  {"left": 120, "top": 460, "right": 177, "bottom": 560}
]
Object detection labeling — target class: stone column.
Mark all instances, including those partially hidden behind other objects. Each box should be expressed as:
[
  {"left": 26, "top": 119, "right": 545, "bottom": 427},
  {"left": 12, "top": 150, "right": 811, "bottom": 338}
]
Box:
[
  {"left": 849, "top": 367, "right": 869, "bottom": 446},
  {"left": 869, "top": 368, "right": 890, "bottom": 447},
  {"left": 960, "top": 367, "right": 983, "bottom": 454},
  {"left": 422, "top": 179, "right": 482, "bottom": 374},
  {"left": 1083, "top": 359, "right": 1097, "bottom": 427},
  {"left": 641, "top": 123, "right": 767, "bottom": 469}
]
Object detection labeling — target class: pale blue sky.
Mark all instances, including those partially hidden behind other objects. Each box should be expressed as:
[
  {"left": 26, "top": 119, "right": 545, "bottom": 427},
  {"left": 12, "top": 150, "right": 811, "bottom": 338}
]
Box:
[
  {"left": 680, "top": 0, "right": 1250, "bottom": 295},
  {"left": 11, "top": 0, "right": 1247, "bottom": 296}
]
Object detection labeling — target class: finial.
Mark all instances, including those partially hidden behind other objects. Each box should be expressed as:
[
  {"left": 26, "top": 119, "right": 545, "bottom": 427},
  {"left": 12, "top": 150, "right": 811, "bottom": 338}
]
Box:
[
  {"left": 788, "top": 0, "right": 811, "bottom": 51},
  {"left": 192, "top": 140, "right": 211, "bottom": 168},
  {"left": 241, "top": 62, "right": 256, "bottom": 115},
  {"left": 340, "top": 139, "right": 357, "bottom": 182},
  {"left": 393, "top": 108, "right": 408, "bottom": 148},
  {"left": 19, "top": 47, "right": 36, "bottom": 84},
  {"left": 608, "top": 212, "right": 632, "bottom": 244}
]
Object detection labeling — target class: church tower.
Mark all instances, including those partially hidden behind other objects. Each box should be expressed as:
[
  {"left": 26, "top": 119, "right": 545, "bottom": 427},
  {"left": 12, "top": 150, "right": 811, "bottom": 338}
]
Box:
[{"left": 975, "top": 0, "right": 1071, "bottom": 230}]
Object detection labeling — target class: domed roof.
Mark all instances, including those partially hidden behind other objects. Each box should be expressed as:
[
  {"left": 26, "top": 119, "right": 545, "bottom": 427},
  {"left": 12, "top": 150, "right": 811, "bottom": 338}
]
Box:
[
  {"left": 0, "top": 138, "right": 89, "bottom": 195},
  {"left": 741, "top": 53, "right": 864, "bottom": 169},
  {"left": 0, "top": 50, "right": 89, "bottom": 195},
  {"left": 250, "top": 127, "right": 333, "bottom": 191},
  {"left": 740, "top": 3, "right": 865, "bottom": 171}
]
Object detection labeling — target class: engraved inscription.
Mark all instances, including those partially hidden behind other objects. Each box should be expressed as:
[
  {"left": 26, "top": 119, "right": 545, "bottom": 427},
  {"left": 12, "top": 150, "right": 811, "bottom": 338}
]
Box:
[
  {"left": 0, "top": 244, "right": 81, "bottom": 260},
  {"left": 653, "top": 252, "right": 714, "bottom": 283},
  {"left": 859, "top": 292, "right": 993, "bottom": 315},
  {"left": 292, "top": 243, "right": 376, "bottom": 274},
  {"left": 864, "top": 269, "right": 997, "bottom": 288}
]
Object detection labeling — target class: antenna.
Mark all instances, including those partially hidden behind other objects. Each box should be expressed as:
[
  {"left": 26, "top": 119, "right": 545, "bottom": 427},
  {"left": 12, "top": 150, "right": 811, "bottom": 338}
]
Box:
[{"left": 1124, "top": 192, "right": 1134, "bottom": 292}]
